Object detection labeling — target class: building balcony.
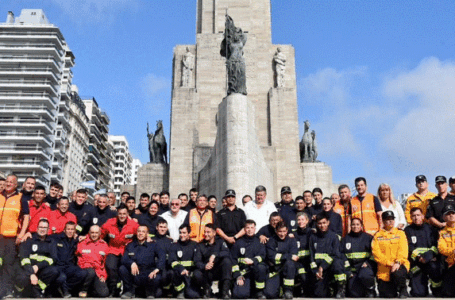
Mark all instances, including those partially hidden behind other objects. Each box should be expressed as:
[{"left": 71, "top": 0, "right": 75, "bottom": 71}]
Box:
[
  {"left": 0, "top": 119, "right": 54, "bottom": 133},
  {"left": 0, "top": 44, "right": 63, "bottom": 59},
  {"left": 0, "top": 54, "right": 61, "bottom": 69},
  {"left": 0, "top": 145, "right": 52, "bottom": 160},
  {"left": 0, "top": 91, "right": 58, "bottom": 107},
  {"left": 86, "top": 161, "right": 98, "bottom": 173},
  {"left": 0, "top": 159, "right": 51, "bottom": 172},
  {"left": 0, "top": 131, "right": 53, "bottom": 146},
  {"left": 0, "top": 104, "right": 55, "bottom": 120},
  {"left": 0, "top": 79, "right": 59, "bottom": 96},
  {"left": 85, "top": 171, "right": 97, "bottom": 181},
  {"left": 0, "top": 68, "right": 60, "bottom": 82},
  {"left": 0, "top": 31, "right": 64, "bottom": 48},
  {"left": 53, "top": 147, "right": 64, "bottom": 159},
  {"left": 51, "top": 172, "right": 63, "bottom": 183},
  {"left": 88, "top": 152, "right": 100, "bottom": 164}
]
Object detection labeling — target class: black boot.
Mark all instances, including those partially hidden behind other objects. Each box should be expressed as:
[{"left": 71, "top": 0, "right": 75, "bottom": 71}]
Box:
[
  {"left": 366, "top": 288, "right": 376, "bottom": 298},
  {"left": 398, "top": 286, "right": 408, "bottom": 299},
  {"left": 220, "top": 280, "right": 231, "bottom": 299},
  {"left": 335, "top": 282, "right": 346, "bottom": 299},
  {"left": 256, "top": 290, "right": 266, "bottom": 299},
  {"left": 202, "top": 286, "right": 211, "bottom": 299}
]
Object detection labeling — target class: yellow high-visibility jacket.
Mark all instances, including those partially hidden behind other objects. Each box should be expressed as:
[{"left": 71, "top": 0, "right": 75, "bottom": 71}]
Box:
[
  {"left": 372, "top": 227, "right": 409, "bottom": 281},
  {"left": 438, "top": 226, "right": 455, "bottom": 267},
  {"left": 405, "top": 192, "right": 437, "bottom": 224}
]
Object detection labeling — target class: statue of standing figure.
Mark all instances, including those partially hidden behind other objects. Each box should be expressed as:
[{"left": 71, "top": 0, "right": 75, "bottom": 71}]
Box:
[
  {"left": 300, "top": 120, "right": 319, "bottom": 162},
  {"left": 274, "top": 47, "right": 286, "bottom": 87},
  {"left": 147, "top": 121, "right": 168, "bottom": 164},
  {"left": 181, "top": 47, "right": 194, "bottom": 87},
  {"left": 220, "top": 15, "right": 247, "bottom": 95}
]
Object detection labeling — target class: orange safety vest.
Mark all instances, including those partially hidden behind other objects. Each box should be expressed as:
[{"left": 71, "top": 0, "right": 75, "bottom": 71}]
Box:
[
  {"left": 189, "top": 208, "right": 214, "bottom": 242},
  {"left": 0, "top": 192, "right": 22, "bottom": 237},
  {"left": 351, "top": 193, "right": 380, "bottom": 236},
  {"left": 333, "top": 200, "right": 350, "bottom": 237}
]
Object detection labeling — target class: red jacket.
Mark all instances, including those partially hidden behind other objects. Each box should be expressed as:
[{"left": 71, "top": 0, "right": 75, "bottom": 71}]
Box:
[
  {"left": 101, "top": 218, "right": 139, "bottom": 256},
  {"left": 76, "top": 238, "right": 109, "bottom": 279},
  {"left": 28, "top": 200, "right": 51, "bottom": 233},
  {"left": 48, "top": 210, "right": 77, "bottom": 234}
]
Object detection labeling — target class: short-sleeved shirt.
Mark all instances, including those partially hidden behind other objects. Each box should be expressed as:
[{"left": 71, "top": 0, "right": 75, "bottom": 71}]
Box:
[
  {"left": 216, "top": 206, "right": 246, "bottom": 237},
  {"left": 244, "top": 200, "right": 277, "bottom": 233},
  {"left": 426, "top": 194, "right": 455, "bottom": 223}
]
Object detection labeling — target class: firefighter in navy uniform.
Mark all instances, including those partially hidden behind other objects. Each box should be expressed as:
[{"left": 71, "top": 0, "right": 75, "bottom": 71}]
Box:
[
  {"left": 340, "top": 218, "right": 375, "bottom": 298},
  {"left": 265, "top": 221, "right": 298, "bottom": 299},
  {"left": 193, "top": 223, "right": 232, "bottom": 299},
  {"left": 276, "top": 186, "right": 295, "bottom": 226},
  {"left": 69, "top": 189, "right": 95, "bottom": 235},
  {"left": 280, "top": 196, "right": 306, "bottom": 233},
  {"left": 257, "top": 212, "right": 282, "bottom": 244},
  {"left": 119, "top": 225, "right": 165, "bottom": 299},
  {"left": 90, "top": 194, "right": 117, "bottom": 228},
  {"left": 294, "top": 212, "right": 312, "bottom": 296},
  {"left": 169, "top": 224, "right": 200, "bottom": 299},
  {"left": 153, "top": 219, "right": 174, "bottom": 297},
  {"left": 231, "top": 220, "right": 267, "bottom": 299},
  {"left": 426, "top": 176, "right": 455, "bottom": 230},
  {"left": 51, "top": 221, "right": 88, "bottom": 297},
  {"left": 309, "top": 213, "right": 347, "bottom": 298},
  {"left": 17, "top": 219, "right": 65, "bottom": 298},
  {"left": 405, "top": 207, "right": 442, "bottom": 297}
]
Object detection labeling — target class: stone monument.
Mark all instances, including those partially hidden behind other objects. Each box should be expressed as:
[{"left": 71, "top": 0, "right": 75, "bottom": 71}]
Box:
[
  {"left": 136, "top": 121, "right": 169, "bottom": 198},
  {"left": 168, "top": 0, "right": 338, "bottom": 201}
]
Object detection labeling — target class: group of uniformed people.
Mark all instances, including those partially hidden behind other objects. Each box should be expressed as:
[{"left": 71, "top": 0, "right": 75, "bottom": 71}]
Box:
[{"left": 2, "top": 173, "right": 455, "bottom": 299}]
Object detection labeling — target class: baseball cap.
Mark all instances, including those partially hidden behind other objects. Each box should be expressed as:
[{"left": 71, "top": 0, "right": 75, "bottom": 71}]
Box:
[
  {"left": 415, "top": 175, "right": 427, "bottom": 183},
  {"left": 449, "top": 176, "right": 455, "bottom": 185},
  {"left": 436, "top": 176, "right": 447, "bottom": 183},
  {"left": 280, "top": 186, "right": 292, "bottom": 194},
  {"left": 443, "top": 204, "right": 455, "bottom": 216},
  {"left": 382, "top": 211, "right": 395, "bottom": 220},
  {"left": 225, "top": 189, "right": 236, "bottom": 197}
]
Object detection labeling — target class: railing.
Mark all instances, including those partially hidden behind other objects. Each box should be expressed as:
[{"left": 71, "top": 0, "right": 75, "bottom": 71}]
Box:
[
  {"left": 0, "top": 104, "right": 54, "bottom": 115},
  {"left": 0, "top": 159, "right": 51, "bottom": 171},
  {"left": 0, "top": 145, "right": 51, "bottom": 157},
  {"left": 0, "top": 67, "right": 55, "bottom": 72},
  {"left": 0, "top": 54, "right": 61, "bottom": 65},
  {"left": 0, "top": 119, "right": 53, "bottom": 131},
  {"left": 0, "top": 131, "right": 53, "bottom": 144}
]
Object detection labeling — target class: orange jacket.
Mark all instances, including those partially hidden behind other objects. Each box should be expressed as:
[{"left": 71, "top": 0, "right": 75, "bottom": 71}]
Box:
[
  {"left": 333, "top": 200, "right": 350, "bottom": 237},
  {"left": 188, "top": 208, "right": 214, "bottom": 242},
  {"left": 351, "top": 194, "right": 380, "bottom": 236},
  {"left": 438, "top": 226, "right": 455, "bottom": 267},
  {"left": 0, "top": 192, "right": 22, "bottom": 237},
  {"left": 372, "top": 227, "right": 409, "bottom": 281},
  {"left": 405, "top": 191, "right": 437, "bottom": 224}
]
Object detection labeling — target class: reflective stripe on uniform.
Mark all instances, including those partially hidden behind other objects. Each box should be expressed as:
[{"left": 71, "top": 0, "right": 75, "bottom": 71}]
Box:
[
  {"left": 283, "top": 278, "right": 294, "bottom": 286},
  {"left": 255, "top": 281, "right": 265, "bottom": 289},
  {"left": 232, "top": 265, "right": 240, "bottom": 272},
  {"left": 174, "top": 282, "right": 185, "bottom": 292},
  {"left": 410, "top": 266, "right": 420, "bottom": 274},
  {"left": 411, "top": 248, "right": 431, "bottom": 260},
  {"left": 310, "top": 262, "right": 317, "bottom": 269},
  {"left": 254, "top": 256, "right": 263, "bottom": 263},
  {"left": 344, "top": 260, "right": 350, "bottom": 268},
  {"left": 315, "top": 253, "right": 333, "bottom": 264},
  {"left": 30, "top": 254, "right": 53, "bottom": 265},
  {"left": 269, "top": 272, "right": 278, "bottom": 278},
  {"left": 21, "top": 258, "right": 31, "bottom": 266},
  {"left": 0, "top": 257, "right": 3, "bottom": 266},
  {"left": 298, "top": 268, "right": 306, "bottom": 274},
  {"left": 298, "top": 250, "right": 310, "bottom": 257},
  {"left": 429, "top": 279, "right": 442, "bottom": 288},
  {"left": 334, "top": 273, "right": 346, "bottom": 282},
  {"left": 345, "top": 252, "right": 370, "bottom": 259},
  {"left": 172, "top": 260, "right": 194, "bottom": 268},
  {"left": 275, "top": 253, "right": 282, "bottom": 264},
  {"left": 117, "top": 282, "right": 122, "bottom": 288},
  {"left": 38, "top": 280, "right": 47, "bottom": 291},
  {"left": 76, "top": 225, "right": 82, "bottom": 232}
]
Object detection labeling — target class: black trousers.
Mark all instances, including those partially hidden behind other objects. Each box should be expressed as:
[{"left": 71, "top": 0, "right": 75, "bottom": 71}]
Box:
[
  {"left": 264, "top": 259, "right": 297, "bottom": 298},
  {"left": 17, "top": 265, "right": 61, "bottom": 296},
  {"left": 105, "top": 254, "right": 121, "bottom": 293},
  {"left": 0, "top": 236, "right": 18, "bottom": 295},
  {"left": 409, "top": 260, "right": 442, "bottom": 297},
  {"left": 82, "top": 268, "right": 109, "bottom": 297},
  {"left": 193, "top": 257, "right": 232, "bottom": 290},
  {"left": 172, "top": 269, "right": 200, "bottom": 299},
  {"left": 57, "top": 265, "right": 89, "bottom": 293},
  {"left": 378, "top": 265, "right": 408, "bottom": 298},
  {"left": 232, "top": 263, "right": 268, "bottom": 298},
  {"left": 347, "top": 266, "right": 375, "bottom": 297},
  {"left": 312, "top": 258, "right": 346, "bottom": 298},
  {"left": 119, "top": 265, "right": 161, "bottom": 297}
]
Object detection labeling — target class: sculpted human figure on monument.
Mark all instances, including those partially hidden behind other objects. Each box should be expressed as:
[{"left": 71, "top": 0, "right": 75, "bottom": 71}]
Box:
[
  {"left": 220, "top": 15, "right": 247, "bottom": 95},
  {"left": 300, "top": 120, "right": 314, "bottom": 162},
  {"left": 147, "top": 120, "right": 168, "bottom": 164},
  {"left": 181, "top": 47, "right": 194, "bottom": 87},
  {"left": 274, "top": 47, "right": 286, "bottom": 87},
  {"left": 311, "top": 130, "right": 318, "bottom": 162}
]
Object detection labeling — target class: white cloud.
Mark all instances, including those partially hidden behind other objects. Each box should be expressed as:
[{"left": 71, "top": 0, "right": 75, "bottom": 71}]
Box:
[
  {"left": 49, "top": 0, "right": 139, "bottom": 26},
  {"left": 382, "top": 57, "right": 455, "bottom": 173},
  {"left": 140, "top": 73, "right": 169, "bottom": 96},
  {"left": 139, "top": 73, "right": 171, "bottom": 115}
]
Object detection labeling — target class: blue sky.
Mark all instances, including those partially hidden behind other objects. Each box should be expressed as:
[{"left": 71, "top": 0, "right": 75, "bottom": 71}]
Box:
[{"left": 2, "top": 0, "right": 455, "bottom": 198}]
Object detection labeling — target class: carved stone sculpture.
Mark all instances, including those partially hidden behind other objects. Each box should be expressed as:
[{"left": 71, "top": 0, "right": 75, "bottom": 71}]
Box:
[
  {"left": 220, "top": 15, "right": 247, "bottom": 95},
  {"left": 311, "top": 130, "right": 318, "bottom": 162},
  {"left": 147, "top": 120, "right": 168, "bottom": 164},
  {"left": 181, "top": 47, "right": 194, "bottom": 87},
  {"left": 300, "top": 120, "right": 313, "bottom": 162},
  {"left": 274, "top": 47, "right": 286, "bottom": 87}
]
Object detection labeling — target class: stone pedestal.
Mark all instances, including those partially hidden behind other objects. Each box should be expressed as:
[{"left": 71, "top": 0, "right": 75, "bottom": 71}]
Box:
[
  {"left": 198, "top": 93, "right": 274, "bottom": 207},
  {"left": 301, "top": 162, "right": 339, "bottom": 195},
  {"left": 136, "top": 163, "right": 169, "bottom": 198}
]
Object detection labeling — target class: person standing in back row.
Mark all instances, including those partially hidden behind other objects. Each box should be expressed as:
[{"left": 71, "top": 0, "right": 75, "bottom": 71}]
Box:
[{"left": 351, "top": 177, "right": 382, "bottom": 236}]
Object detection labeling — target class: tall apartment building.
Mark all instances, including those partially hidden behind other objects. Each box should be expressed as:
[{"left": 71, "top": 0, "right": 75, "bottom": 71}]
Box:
[
  {"left": 62, "top": 85, "right": 90, "bottom": 194},
  {"left": 83, "top": 98, "right": 113, "bottom": 191},
  {"left": 131, "top": 158, "right": 142, "bottom": 185},
  {"left": 0, "top": 9, "right": 71, "bottom": 187},
  {"left": 109, "top": 135, "right": 133, "bottom": 199}
]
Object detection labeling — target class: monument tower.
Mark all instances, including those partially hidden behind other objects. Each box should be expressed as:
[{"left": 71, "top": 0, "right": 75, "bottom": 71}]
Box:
[{"left": 169, "top": 0, "right": 337, "bottom": 201}]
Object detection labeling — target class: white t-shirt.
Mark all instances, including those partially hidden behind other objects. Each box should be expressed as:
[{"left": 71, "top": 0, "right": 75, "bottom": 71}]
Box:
[
  {"left": 160, "top": 210, "right": 188, "bottom": 242},
  {"left": 244, "top": 200, "right": 277, "bottom": 233},
  {"left": 381, "top": 202, "right": 407, "bottom": 228}
]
